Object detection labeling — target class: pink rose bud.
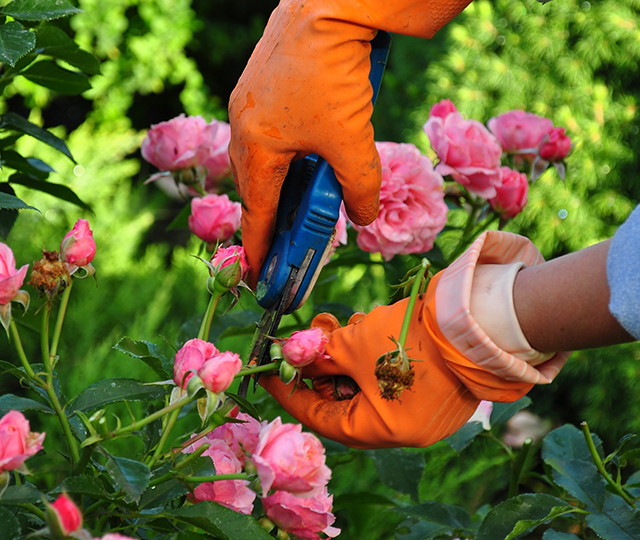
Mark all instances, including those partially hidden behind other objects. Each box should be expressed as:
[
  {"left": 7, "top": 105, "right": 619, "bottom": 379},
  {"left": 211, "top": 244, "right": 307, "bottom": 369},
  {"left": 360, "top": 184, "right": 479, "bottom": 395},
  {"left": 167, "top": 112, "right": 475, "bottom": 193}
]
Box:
[
  {"left": 538, "top": 127, "right": 571, "bottom": 162},
  {"left": 488, "top": 167, "right": 529, "bottom": 219},
  {"left": 197, "top": 351, "right": 242, "bottom": 394},
  {"left": 183, "top": 439, "right": 255, "bottom": 514},
  {"left": 0, "top": 243, "right": 29, "bottom": 305},
  {"left": 251, "top": 417, "right": 331, "bottom": 497},
  {"left": 209, "top": 245, "right": 250, "bottom": 290},
  {"left": 188, "top": 194, "right": 242, "bottom": 244},
  {"left": 60, "top": 219, "right": 96, "bottom": 267},
  {"left": 487, "top": 110, "right": 554, "bottom": 159},
  {"left": 47, "top": 494, "right": 82, "bottom": 538},
  {"left": 262, "top": 488, "right": 341, "bottom": 540},
  {"left": 281, "top": 328, "right": 329, "bottom": 368},
  {"left": 350, "top": 142, "right": 448, "bottom": 261},
  {"left": 0, "top": 410, "right": 45, "bottom": 472},
  {"left": 424, "top": 112, "right": 503, "bottom": 199},
  {"left": 429, "top": 99, "right": 458, "bottom": 119},
  {"left": 173, "top": 338, "right": 219, "bottom": 388}
]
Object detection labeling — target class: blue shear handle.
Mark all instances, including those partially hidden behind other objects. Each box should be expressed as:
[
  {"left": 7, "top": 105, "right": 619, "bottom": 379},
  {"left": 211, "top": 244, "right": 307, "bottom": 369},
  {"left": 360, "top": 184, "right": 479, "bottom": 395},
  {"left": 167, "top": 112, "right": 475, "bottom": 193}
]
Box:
[{"left": 256, "top": 31, "right": 391, "bottom": 312}]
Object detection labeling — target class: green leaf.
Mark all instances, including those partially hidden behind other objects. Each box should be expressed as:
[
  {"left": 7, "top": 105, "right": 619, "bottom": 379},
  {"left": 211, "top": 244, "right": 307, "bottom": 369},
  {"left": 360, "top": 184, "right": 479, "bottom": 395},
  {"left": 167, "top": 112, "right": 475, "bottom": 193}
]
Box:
[
  {"left": 21, "top": 60, "right": 91, "bottom": 94},
  {"left": 1, "top": 150, "right": 51, "bottom": 179},
  {"left": 586, "top": 493, "right": 640, "bottom": 540},
  {"left": 490, "top": 397, "right": 532, "bottom": 428},
  {"left": 476, "top": 493, "right": 582, "bottom": 540},
  {"left": 0, "top": 112, "right": 74, "bottom": 162},
  {"left": 542, "top": 424, "right": 604, "bottom": 464},
  {"left": 546, "top": 458, "right": 606, "bottom": 511},
  {"left": 166, "top": 501, "right": 275, "bottom": 540},
  {"left": 103, "top": 452, "right": 150, "bottom": 504},
  {"left": 9, "top": 173, "right": 92, "bottom": 212},
  {"left": 0, "top": 0, "right": 81, "bottom": 21},
  {"left": 445, "top": 421, "right": 485, "bottom": 453},
  {"left": 55, "top": 474, "right": 113, "bottom": 500},
  {"left": 0, "top": 484, "right": 42, "bottom": 505},
  {"left": 333, "top": 492, "right": 397, "bottom": 511},
  {"left": 0, "top": 394, "right": 53, "bottom": 416},
  {"left": 396, "top": 517, "right": 451, "bottom": 540},
  {"left": 542, "top": 531, "right": 581, "bottom": 540},
  {"left": 112, "top": 337, "right": 172, "bottom": 380},
  {"left": 366, "top": 448, "right": 424, "bottom": 502},
  {"left": 394, "top": 500, "right": 472, "bottom": 535},
  {"left": 167, "top": 202, "right": 190, "bottom": 230},
  {"left": 0, "top": 185, "right": 21, "bottom": 238},
  {"left": 225, "top": 392, "right": 262, "bottom": 421},
  {"left": 208, "top": 310, "right": 262, "bottom": 343},
  {"left": 0, "top": 506, "right": 21, "bottom": 539},
  {"left": 0, "top": 190, "right": 38, "bottom": 211},
  {"left": 35, "top": 26, "right": 100, "bottom": 75},
  {"left": 0, "top": 21, "right": 35, "bottom": 66},
  {"left": 68, "top": 378, "right": 169, "bottom": 415}
]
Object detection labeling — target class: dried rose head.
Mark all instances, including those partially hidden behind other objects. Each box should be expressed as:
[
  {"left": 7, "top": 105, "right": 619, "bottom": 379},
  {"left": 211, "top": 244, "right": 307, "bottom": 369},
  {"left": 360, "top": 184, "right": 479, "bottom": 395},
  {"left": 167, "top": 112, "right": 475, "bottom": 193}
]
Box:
[
  {"left": 374, "top": 339, "right": 415, "bottom": 401},
  {"left": 28, "top": 250, "right": 70, "bottom": 300}
]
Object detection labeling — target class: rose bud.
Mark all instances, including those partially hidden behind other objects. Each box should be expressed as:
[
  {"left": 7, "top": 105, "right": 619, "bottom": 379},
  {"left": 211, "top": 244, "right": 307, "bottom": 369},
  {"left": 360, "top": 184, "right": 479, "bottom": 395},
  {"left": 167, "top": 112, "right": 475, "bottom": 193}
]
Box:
[
  {"left": 173, "top": 338, "right": 219, "bottom": 388},
  {"left": 208, "top": 245, "right": 250, "bottom": 292},
  {"left": 46, "top": 494, "right": 82, "bottom": 539},
  {"left": 0, "top": 410, "right": 45, "bottom": 473},
  {"left": 60, "top": 219, "right": 96, "bottom": 269},
  {"left": 488, "top": 167, "right": 529, "bottom": 219},
  {"left": 197, "top": 351, "right": 242, "bottom": 394},
  {"left": 281, "top": 328, "right": 329, "bottom": 368},
  {"left": 539, "top": 127, "right": 571, "bottom": 162},
  {"left": 188, "top": 194, "right": 241, "bottom": 246}
]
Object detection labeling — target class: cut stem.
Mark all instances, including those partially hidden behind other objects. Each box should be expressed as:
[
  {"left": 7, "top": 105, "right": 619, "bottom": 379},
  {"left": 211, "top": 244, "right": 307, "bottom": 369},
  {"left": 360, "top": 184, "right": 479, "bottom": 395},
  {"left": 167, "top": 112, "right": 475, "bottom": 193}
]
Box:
[{"left": 398, "top": 259, "right": 430, "bottom": 349}]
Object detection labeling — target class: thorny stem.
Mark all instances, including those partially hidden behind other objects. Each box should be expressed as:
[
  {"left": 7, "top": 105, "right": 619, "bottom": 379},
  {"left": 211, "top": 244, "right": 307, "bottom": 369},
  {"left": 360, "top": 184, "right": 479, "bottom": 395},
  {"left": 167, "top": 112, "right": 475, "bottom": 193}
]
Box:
[
  {"left": 198, "top": 291, "right": 223, "bottom": 341},
  {"left": 581, "top": 421, "right": 636, "bottom": 507},
  {"left": 50, "top": 280, "right": 73, "bottom": 360},
  {"left": 9, "top": 320, "right": 36, "bottom": 379},
  {"left": 398, "top": 259, "right": 430, "bottom": 349}
]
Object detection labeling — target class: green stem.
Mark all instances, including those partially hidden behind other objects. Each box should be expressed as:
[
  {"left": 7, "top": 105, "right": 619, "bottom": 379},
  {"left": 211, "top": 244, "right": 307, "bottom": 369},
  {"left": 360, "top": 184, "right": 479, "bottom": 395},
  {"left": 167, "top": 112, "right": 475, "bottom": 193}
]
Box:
[
  {"left": 148, "top": 443, "right": 211, "bottom": 488},
  {"left": 17, "top": 503, "right": 46, "bottom": 521},
  {"left": 9, "top": 320, "right": 36, "bottom": 379},
  {"left": 73, "top": 445, "right": 94, "bottom": 477},
  {"left": 398, "top": 259, "right": 430, "bottom": 349},
  {"left": 110, "top": 395, "right": 193, "bottom": 439},
  {"left": 508, "top": 437, "right": 532, "bottom": 498},
  {"left": 198, "top": 292, "right": 223, "bottom": 341},
  {"left": 41, "top": 303, "right": 51, "bottom": 371},
  {"left": 449, "top": 197, "right": 483, "bottom": 261},
  {"left": 236, "top": 362, "right": 280, "bottom": 377},
  {"left": 183, "top": 473, "right": 249, "bottom": 483},
  {"left": 581, "top": 421, "right": 636, "bottom": 507},
  {"left": 50, "top": 281, "right": 73, "bottom": 360},
  {"left": 147, "top": 408, "right": 181, "bottom": 468}
]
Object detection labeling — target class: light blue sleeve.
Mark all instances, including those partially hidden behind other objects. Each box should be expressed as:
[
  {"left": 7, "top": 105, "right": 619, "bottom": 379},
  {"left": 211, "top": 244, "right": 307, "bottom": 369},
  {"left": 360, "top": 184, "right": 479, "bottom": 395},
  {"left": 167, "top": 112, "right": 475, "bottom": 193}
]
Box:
[{"left": 607, "top": 204, "right": 640, "bottom": 340}]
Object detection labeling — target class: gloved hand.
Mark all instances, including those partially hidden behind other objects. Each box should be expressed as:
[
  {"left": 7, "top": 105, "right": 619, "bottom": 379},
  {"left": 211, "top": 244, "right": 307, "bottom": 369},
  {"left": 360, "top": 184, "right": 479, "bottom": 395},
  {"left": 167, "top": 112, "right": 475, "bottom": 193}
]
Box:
[
  {"left": 260, "top": 232, "right": 570, "bottom": 449},
  {"left": 229, "top": 0, "right": 474, "bottom": 286}
]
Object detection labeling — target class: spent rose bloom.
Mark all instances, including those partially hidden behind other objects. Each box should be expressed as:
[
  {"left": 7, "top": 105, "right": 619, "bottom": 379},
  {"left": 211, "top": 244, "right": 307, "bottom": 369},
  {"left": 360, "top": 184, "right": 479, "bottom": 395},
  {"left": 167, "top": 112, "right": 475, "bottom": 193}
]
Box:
[
  {"left": 60, "top": 219, "right": 96, "bottom": 268},
  {"left": 281, "top": 328, "right": 329, "bottom": 368},
  {"left": 251, "top": 417, "right": 331, "bottom": 497},
  {"left": 183, "top": 439, "right": 255, "bottom": 514},
  {"left": 488, "top": 167, "right": 529, "bottom": 219},
  {"left": 0, "top": 411, "right": 44, "bottom": 472},
  {"left": 262, "top": 488, "right": 340, "bottom": 540},
  {"left": 197, "top": 351, "right": 242, "bottom": 394},
  {"left": 47, "top": 494, "right": 82, "bottom": 537},
  {"left": 429, "top": 99, "right": 458, "bottom": 119},
  {"left": 173, "top": 338, "right": 219, "bottom": 388},
  {"left": 351, "top": 142, "right": 448, "bottom": 261},
  {"left": 424, "top": 112, "right": 503, "bottom": 198},
  {"left": 189, "top": 194, "right": 242, "bottom": 244},
  {"left": 209, "top": 412, "right": 265, "bottom": 465},
  {"left": 487, "top": 110, "right": 553, "bottom": 159},
  {"left": 539, "top": 127, "right": 571, "bottom": 162},
  {"left": 0, "top": 243, "right": 28, "bottom": 305}
]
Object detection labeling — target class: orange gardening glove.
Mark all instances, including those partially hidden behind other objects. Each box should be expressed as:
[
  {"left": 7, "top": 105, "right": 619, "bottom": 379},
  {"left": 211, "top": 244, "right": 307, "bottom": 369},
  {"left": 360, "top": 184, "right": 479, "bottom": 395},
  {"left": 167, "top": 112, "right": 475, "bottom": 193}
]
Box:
[{"left": 229, "top": 0, "right": 473, "bottom": 286}]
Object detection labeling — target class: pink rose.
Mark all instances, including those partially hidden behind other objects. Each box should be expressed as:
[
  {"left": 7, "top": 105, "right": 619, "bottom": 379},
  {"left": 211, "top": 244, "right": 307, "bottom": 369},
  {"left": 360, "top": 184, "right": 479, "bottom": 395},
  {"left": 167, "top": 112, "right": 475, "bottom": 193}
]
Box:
[
  {"left": 197, "top": 351, "right": 242, "bottom": 394},
  {"left": 429, "top": 99, "right": 458, "bottom": 119},
  {"left": 98, "top": 536, "right": 137, "bottom": 540},
  {"left": 424, "top": 113, "right": 503, "bottom": 198},
  {"left": 60, "top": 219, "right": 96, "bottom": 268},
  {"left": 251, "top": 417, "right": 331, "bottom": 497},
  {"left": 539, "top": 127, "right": 571, "bottom": 162},
  {"left": 183, "top": 439, "right": 255, "bottom": 514},
  {"left": 188, "top": 194, "right": 242, "bottom": 244},
  {"left": 467, "top": 400, "right": 493, "bottom": 431},
  {"left": 351, "top": 142, "right": 448, "bottom": 261},
  {"left": 141, "top": 114, "right": 213, "bottom": 172},
  {"left": 0, "top": 411, "right": 44, "bottom": 472},
  {"left": 173, "top": 339, "right": 219, "bottom": 388},
  {"left": 210, "top": 245, "right": 250, "bottom": 289},
  {"left": 0, "top": 243, "right": 28, "bottom": 305},
  {"left": 202, "top": 119, "right": 232, "bottom": 190},
  {"left": 488, "top": 167, "right": 529, "bottom": 219},
  {"left": 209, "top": 412, "right": 265, "bottom": 465},
  {"left": 48, "top": 494, "right": 82, "bottom": 536},
  {"left": 487, "top": 110, "right": 554, "bottom": 159},
  {"left": 262, "top": 488, "right": 340, "bottom": 540},
  {"left": 281, "top": 328, "right": 329, "bottom": 368}
]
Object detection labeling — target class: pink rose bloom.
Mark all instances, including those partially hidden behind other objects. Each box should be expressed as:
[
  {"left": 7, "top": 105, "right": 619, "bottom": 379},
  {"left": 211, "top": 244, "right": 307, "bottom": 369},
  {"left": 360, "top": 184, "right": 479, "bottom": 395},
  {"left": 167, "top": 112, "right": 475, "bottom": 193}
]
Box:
[
  {"left": 98, "top": 536, "right": 137, "bottom": 540},
  {"left": 183, "top": 439, "right": 255, "bottom": 514},
  {"left": 188, "top": 194, "right": 242, "bottom": 244},
  {"left": 48, "top": 494, "right": 82, "bottom": 536},
  {"left": 281, "top": 328, "right": 329, "bottom": 368},
  {"left": 173, "top": 338, "right": 219, "bottom": 388},
  {"left": 197, "top": 351, "right": 242, "bottom": 394},
  {"left": 263, "top": 488, "right": 340, "bottom": 540},
  {"left": 467, "top": 400, "right": 493, "bottom": 431},
  {"left": 202, "top": 119, "right": 232, "bottom": 190},
  {"left": 251, "top": 417, "right": 331, "bottom": 497},
  {"left": 424, "top": 113, "right": 503, "bottom": 198},
  {"left": 539, "top": 127, "right": 571, "bottom": 162},
  {"left": 209, "top": 412, "right": 264, "bottom": 465},
  {"left": 429, "top": 99, "right": 458, "bottom": 119},
  {"left": 487, "top": 110, "right": 553, "bottom": 159},
  {"left": 0, "top": 243, "right": 28, "bottom": 305},
  {"left": 60, "top": 219, "right": 96, "bottom": 268},
  {"left": 210, "top": 245, "right": 250, "bottom": 288},
  {"left": 141, "top": 114, "right": 213, "bottom": 172},
  {"left": 0, "top": 411, "right": 45, "bottom": 472},
  {"left": 488, "top": 167, "right": 529, "bottom": 219},
  {"left": 351, "top": 142, "right": 448, "bottom": 261}
]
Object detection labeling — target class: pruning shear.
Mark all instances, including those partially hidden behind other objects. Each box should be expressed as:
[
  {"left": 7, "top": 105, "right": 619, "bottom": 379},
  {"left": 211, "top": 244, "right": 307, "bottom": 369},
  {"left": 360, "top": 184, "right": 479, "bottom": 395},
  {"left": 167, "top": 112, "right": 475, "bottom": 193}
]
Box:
[{"left": 238, "top": 31, "right": 391, "bottom": 397}]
